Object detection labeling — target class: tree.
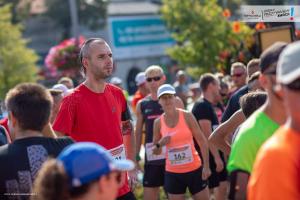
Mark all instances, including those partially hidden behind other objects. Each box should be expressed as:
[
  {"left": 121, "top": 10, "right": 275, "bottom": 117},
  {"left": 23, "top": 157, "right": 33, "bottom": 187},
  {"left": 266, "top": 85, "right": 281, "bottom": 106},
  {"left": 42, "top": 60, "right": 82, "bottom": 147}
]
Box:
[
  {"left": 161, "top": 0, "right": 254, "bottom": 76},
  {"left": 0, "top": 0, "right": 31, "bottom": 24},
  {"left": 44, "top": 0, "right": 107, "bottom": 39},
  {"left": 0, "top": 4, "right": 38, "bottom": 99}
]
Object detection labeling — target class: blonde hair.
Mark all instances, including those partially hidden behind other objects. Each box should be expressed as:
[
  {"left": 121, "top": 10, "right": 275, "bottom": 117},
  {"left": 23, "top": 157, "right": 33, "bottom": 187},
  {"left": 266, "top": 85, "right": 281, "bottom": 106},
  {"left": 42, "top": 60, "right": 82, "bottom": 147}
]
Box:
[{"left": 145, "top": 65, "right": 164, "bottom": 77}]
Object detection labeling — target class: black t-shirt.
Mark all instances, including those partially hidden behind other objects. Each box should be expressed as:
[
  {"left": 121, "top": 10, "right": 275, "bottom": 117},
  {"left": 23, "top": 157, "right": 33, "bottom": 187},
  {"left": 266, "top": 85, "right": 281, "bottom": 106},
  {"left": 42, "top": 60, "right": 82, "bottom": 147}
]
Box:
[
  {"left": 221, "top": 85, "right": 248, "bottom": 122},
  {"left": 192, "top": 98, "right": 220, "bottom": 153},
  {"left": 0, "top": 136, "right": 74, "bottom": 200},
  {"left": 140, "top": 96, "right": 164, "bottom": 165}
]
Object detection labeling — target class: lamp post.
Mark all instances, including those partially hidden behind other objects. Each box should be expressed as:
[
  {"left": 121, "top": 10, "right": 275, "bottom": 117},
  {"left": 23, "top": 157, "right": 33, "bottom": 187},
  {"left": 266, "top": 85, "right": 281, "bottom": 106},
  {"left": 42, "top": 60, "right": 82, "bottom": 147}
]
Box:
[{"left": 68, "top": 0, "right": 79, "bottom": 40}]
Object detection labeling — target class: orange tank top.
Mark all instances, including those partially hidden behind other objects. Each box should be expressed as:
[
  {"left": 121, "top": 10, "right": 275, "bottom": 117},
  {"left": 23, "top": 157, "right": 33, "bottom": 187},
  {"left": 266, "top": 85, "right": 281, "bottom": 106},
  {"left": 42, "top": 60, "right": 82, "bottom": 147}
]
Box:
[{"left": 160, "top": 109, "right": 201, "bottom": 173}]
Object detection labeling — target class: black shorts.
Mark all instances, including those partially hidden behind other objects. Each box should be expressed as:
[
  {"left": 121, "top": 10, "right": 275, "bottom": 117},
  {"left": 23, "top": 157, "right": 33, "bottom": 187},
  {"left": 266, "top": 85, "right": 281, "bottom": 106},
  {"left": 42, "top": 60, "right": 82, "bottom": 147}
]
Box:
[
  {"left": 208, "top": 151, "right": 228, "bottom": 189},
  {"left": 117, "top": 192, "right": 136, "bottom": 200},
  {"left": 143, "top": 164, "right": 165, "bottom": 187},
  {"left": 164, "top": 167, "right": 208, "bottom": 195}
]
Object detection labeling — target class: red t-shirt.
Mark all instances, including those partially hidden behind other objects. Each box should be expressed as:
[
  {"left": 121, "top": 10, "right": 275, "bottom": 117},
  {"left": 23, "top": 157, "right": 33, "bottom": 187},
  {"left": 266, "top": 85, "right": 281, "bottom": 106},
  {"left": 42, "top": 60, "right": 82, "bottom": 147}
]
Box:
[
  {"left": 131, "top": 90, "right": 146, "bottom": 114},
  {"left": 53, "top": 83, "right": 130, "bottom": 196}
]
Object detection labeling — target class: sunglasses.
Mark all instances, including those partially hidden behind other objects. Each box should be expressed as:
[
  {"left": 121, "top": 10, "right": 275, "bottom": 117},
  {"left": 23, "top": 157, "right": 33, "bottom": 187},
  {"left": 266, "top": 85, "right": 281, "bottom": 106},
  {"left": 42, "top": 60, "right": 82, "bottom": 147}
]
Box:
[
  {"left": 160, "top": 94, "right": 174, "bottom": 99},
  {"left": 146, "top": 76, "right": 162, "bottom": 82},
  {"left": 231, "top": 73, "right": 244, "bottom": 78},
  {"left": 286, "top": 79, "right": 300, "bottom": 91}
]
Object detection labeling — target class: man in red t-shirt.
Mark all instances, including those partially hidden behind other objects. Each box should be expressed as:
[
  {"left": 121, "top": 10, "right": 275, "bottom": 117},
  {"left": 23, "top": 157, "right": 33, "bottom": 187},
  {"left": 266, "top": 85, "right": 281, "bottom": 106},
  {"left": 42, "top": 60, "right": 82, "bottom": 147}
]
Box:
[{"left": 53, "top": 38, "right": 137, "bottom": 200}]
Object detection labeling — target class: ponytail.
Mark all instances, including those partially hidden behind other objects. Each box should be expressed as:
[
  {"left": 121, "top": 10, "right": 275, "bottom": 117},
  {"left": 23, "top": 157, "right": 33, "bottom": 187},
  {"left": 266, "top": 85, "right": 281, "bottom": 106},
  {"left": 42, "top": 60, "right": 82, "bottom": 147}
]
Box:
[{"left": 31, "top": 158, "right": 70, "bottom": 200}]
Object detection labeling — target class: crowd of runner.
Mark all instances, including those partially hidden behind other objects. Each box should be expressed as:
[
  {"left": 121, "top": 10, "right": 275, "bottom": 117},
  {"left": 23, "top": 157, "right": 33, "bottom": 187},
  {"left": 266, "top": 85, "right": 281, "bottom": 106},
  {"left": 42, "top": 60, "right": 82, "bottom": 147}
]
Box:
[{"left": 0, "top": 38, "right": 299, "bottom": 200}]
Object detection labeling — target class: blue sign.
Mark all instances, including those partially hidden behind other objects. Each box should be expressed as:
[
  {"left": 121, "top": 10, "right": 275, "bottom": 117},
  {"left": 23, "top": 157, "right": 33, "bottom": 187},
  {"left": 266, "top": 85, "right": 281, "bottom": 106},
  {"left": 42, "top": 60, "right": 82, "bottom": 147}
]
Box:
[{"left": 111, "top": 17, "right": 173, "bottom": 47}]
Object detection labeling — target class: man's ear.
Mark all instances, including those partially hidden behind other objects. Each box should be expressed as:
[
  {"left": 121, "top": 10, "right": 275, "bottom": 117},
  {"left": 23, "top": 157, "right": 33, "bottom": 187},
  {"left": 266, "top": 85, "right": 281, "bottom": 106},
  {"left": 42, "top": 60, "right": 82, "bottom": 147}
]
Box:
[
  {"left": 8, "top": 112, "right": 17, "bottom": 127},
  {"left": 259, "top": 74, "right": 268, "bottom": 89},
  {"left": 97, "top": 175, "right": 110, "bottom": 193},
  {"left": 273, "top": 84, "right": 284, "bottom": 99}
]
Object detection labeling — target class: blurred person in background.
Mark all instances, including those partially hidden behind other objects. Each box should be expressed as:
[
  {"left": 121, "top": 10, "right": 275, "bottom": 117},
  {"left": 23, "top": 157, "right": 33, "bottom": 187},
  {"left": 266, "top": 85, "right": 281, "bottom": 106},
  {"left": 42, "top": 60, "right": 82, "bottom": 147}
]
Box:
[
  {"left": 131, "top": 72, "right": 149, "bottom": 114},
  {"left": 110, "top": 77, "right": 129, "bottom": 100},
  {"left": 192, "top": 73, "right": 227, "bottom": 200},
  {"left": 230, "top": 62, "right": 247, "bottom": 95},
  {"left": 48, "top": 89, "right": 64, "bottom": 124},
  {"left": 221, "top": 59, "right": 260, "bottom": 123},
  {"left": 58, "top": 76, "right": 74, "bottom": 89},
  {"left": 173, "top": 70, "right": 191, "bottom": 108}
]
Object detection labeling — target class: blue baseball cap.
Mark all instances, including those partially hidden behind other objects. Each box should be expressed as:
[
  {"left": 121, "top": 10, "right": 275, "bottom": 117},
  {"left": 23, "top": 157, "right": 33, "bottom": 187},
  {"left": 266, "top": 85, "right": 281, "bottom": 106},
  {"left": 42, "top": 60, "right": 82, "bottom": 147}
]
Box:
[
  {"left": 58, "top": 142, "right": 135, "bottom": 188},
  {"left": 157, "top": 84, "right": 176, "bottom": 99}
]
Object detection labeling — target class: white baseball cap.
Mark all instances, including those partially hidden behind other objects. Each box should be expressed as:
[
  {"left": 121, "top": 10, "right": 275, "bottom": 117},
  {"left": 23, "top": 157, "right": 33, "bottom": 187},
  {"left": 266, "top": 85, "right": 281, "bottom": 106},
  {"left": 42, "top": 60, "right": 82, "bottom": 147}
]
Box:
[
  {"left": 277, "top": 41, "right": 300, "bottom": 85},
  {"left": 157, "top": 84, "right": 176, "bottom": 99},
  {"left": 135, "top": 72, "right": 146, "bottom": 86},
  {"left": 52, "top": 84, "right": 70, "bottom": 96}
]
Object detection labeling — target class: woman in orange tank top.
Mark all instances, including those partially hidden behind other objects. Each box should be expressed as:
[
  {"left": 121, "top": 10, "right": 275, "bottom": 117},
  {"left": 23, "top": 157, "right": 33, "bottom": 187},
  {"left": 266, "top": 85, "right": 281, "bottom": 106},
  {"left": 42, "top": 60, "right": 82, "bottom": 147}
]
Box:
[{"left": 153, "top": 84, "right": 211, "bottom": 200}]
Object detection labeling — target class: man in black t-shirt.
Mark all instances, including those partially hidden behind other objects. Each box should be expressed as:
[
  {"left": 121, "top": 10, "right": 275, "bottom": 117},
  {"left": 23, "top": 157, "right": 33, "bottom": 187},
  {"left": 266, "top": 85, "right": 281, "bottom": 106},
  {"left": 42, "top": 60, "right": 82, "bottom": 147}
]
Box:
[
  {"left": 192, "top": 73, "right": 227, "bottom": 200},
  {"left": 0, "top": 83, "right": 73, "bottom": 200}
]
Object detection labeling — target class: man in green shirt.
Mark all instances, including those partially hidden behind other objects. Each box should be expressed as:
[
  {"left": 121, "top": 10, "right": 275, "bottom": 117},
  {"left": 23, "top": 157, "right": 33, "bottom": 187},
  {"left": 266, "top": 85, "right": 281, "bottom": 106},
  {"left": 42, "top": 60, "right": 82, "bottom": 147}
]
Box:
[{"left": 227, "top": 42, "right": 288, "bottom": 200}]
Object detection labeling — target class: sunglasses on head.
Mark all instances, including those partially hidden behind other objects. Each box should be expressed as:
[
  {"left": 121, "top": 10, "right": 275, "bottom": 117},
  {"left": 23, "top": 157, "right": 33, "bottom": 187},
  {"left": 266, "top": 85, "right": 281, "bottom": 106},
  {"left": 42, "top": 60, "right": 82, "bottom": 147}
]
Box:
[
  {"left": 286, "top": 78, "right": 300, "bottom": 91},
  {"left": 146, "top": 76, "right": 162, "bottom": 82}
]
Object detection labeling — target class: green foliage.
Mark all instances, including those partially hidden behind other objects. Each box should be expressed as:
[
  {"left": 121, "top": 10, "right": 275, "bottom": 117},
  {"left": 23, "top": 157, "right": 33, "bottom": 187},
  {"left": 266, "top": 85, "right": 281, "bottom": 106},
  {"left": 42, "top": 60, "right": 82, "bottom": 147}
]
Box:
[
  {"left": 0, "top": 0, "right": 31, "bottom": 24},
  {"left": 0, "top": 4, "right": 38, "bottom": 99},
  {"left": 161, "top": 0, "right": 254, "bottom": 77},
  {"left": 44, "top": 0, "right": 107, "bottom": 39}
]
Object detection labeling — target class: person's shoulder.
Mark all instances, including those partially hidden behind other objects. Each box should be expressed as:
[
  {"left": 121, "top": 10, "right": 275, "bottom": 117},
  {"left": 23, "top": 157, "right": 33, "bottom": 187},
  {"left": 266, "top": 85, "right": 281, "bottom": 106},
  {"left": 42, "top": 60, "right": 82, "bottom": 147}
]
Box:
[
  {"left": 235, "top": 85, "right": 248, "bottom": 96},
  {"left": 140, "top": 95, "right": 152, "bottom": 104},
  {"left": 62, "top": 84, "right": 84, "bottom": 102},
  {"left": 54, "top": 136, "right": 74, "bottom": 145},
  {"left": 106, "top": 83, "right": 123, "bottom": 93},
  {"left": 0, "top": 144, "right": 9, "bottom": 156}
]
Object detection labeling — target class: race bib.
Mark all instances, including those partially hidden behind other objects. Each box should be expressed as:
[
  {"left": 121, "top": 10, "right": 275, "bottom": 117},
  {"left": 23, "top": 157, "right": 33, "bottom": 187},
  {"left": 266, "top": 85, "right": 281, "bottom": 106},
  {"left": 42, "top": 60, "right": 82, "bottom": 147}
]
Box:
[
  {"left": 145, "top": 143, "right": 166, "bottom": 161},
  {"left": 168, "top": 144, "right": 193, "bottom": 165},
  {"left": 109, "top": 144, "right": 126, "bottom": 161}
]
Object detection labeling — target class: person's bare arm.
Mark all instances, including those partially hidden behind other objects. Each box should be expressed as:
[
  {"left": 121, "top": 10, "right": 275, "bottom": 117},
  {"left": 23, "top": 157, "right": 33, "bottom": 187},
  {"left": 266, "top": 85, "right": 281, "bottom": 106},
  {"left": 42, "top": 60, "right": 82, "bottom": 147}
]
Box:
[
  {"left": 152, "top": 118, "right": 164, "bottom": 155},
  {"left": 122, "top": 119, "right": 138, "bottom": 189},
  {"left": 134, "top": 102, "right": 144, "bottom": 165},
  {"left": 229, "top": 170, "right": 249, "bottom": 200},
  {"left": 209, "top": 109, "right": 246, "bottom": 155},
  {"left": 122, "top": 120, "right": 135, "bottom": 162},
  {"left": 198, "top": 119, "right": 223, "bottom": 172},
  {"left": 185, "top": 112, "right": 210, "bottom": 179}
]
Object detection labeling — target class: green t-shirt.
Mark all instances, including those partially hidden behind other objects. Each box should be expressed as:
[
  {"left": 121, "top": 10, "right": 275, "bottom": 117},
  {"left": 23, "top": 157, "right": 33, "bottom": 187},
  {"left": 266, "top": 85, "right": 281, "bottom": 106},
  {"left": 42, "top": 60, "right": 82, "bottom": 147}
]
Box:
[{"left": 227, "top": 110, "right": 279, "bottom": 174}]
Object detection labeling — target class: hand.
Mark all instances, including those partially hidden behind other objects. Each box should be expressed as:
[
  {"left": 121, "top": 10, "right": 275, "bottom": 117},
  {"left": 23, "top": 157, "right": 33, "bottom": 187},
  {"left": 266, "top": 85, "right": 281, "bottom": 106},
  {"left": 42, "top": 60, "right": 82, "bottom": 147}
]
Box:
[
  {"left": 152, "top": 146, "right": 162, "bottom": 155},
  {"left": 202, "top": 166, "right": 211, "bottom": 180},
  {"left": 128, "top": 168, "right": 138, "bottom": 190},
  {"left": 160, "top": 135, "right": 171, "bottom": 146},
  {"left": 215, "top": 157, "right": 224, "bottom": 172}
]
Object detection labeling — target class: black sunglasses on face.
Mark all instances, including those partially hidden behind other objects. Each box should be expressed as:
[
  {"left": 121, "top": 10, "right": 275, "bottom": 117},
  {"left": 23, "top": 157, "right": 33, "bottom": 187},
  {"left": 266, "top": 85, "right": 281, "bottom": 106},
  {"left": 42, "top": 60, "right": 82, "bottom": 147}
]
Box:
[{"left": 146, "top": 76, "right": 162, "bottom": 82}]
